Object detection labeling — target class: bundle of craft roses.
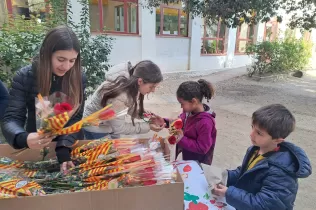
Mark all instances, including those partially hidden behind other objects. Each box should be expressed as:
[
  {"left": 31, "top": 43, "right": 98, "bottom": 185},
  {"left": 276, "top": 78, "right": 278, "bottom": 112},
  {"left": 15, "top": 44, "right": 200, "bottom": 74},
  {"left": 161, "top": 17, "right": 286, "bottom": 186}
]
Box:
[
  {"left": 167, "top": 119, "right": 183, "bottom": 145},
  {"left": 36, "top": 92, "right": 118, "bottom": 136},
  {"left": 0, "top": 137, "right": 176, "bottom": 199},
  {"left": 141, "top": 112, "right": 184, "bottom": 145}
]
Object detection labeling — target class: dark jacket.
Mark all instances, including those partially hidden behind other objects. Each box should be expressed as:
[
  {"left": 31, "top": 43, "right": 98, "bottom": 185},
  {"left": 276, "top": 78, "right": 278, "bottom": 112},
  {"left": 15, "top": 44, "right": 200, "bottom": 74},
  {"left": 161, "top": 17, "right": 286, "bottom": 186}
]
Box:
[
  {"left": 226, "top": 142, "right": 312, "bottom": 210},
  {"left": 1, "top": 64, "right": 86, "bottom": 163},
  {"left": 0, "top": 80, "right": 9, "bottom": 121}
]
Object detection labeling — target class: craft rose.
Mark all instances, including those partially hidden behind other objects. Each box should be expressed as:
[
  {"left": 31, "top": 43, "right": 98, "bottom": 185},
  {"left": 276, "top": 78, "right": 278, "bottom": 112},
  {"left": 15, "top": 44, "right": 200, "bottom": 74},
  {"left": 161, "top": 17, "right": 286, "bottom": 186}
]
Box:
[
  {"left": 167, "top": 119, "right": 183, "bottom": 145},
  {"left": 35, "top": 92, "right": 74, "bottom": 135}
]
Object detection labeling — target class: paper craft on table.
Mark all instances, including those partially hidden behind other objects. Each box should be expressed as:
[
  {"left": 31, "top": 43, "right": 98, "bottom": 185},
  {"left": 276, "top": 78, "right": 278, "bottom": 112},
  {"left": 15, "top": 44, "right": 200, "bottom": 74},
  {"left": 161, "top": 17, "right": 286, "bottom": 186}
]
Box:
[{"left": 175, "top": 160, "right": 235, "bottom": 210}]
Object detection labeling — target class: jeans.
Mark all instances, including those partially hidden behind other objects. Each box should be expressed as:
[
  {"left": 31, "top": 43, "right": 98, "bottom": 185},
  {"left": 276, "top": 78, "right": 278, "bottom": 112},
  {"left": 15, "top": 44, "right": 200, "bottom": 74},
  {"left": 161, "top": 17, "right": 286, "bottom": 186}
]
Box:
[{"left": 84, "top": 129, "right": 109, "bottom": 140}]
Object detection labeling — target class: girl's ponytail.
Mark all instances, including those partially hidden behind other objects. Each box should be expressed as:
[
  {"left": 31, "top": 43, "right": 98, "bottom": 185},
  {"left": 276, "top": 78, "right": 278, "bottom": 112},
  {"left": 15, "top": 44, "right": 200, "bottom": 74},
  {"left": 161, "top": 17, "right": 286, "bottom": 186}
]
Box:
[
  {"left": 177, "top": 79, "right": 215, "bottom": 103},
  {"left": 197, "top": 79, "right": 215, "bottom": 102},
  {"left": 127, "top": 61, "right": 134, "bottom": 76}
]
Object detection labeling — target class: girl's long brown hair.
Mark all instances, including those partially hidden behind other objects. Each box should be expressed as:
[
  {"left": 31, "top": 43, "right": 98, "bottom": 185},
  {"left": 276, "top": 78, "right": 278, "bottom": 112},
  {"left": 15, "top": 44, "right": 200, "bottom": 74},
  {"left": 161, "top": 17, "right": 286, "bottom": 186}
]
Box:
[
  {"left": 100, "top": 60, "right": 163, "bottom": 125},
  {"left": 36, "top": 26, "right": 83, "bottom": 109}
]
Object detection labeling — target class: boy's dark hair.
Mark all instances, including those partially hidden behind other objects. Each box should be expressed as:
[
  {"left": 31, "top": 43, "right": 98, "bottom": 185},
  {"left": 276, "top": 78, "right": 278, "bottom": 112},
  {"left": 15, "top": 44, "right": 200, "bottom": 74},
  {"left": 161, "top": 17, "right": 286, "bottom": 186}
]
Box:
[
  {"left": 176, "top": 79, "right": 215, "bottom": 102},
  {"left": 252, "top": 104, "right": 295, "bottom": 139}
]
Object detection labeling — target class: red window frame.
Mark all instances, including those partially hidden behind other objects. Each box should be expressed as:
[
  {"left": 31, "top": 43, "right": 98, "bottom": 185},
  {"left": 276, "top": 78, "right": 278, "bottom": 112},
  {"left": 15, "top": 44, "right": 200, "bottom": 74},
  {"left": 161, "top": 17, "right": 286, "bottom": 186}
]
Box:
[
  {"left": 235, "top": 24, "right": 256, "bottom": 54},
  {"left": 303, "top": 31, "right": 311, "bottom": 41},
  {"left": 5, "top": 0, "right": 50, "bottom": 16},
  {"left": 92, "top": 0, "right": 139, "bottom": 35},
  {"left": 201, "top": 19, "right": 227, "bottom": 55},
  {"left": 6, "top": 0, "right": 13, "bottom": 15},
  {"left": 4, "top": 0, "right": 53, "bottom": 24},
  {"left": 156, "top": 4, "right": 188, "bottom": 37},
  {"left": 263, "top": 20, "right": 278, "bottom": 42}
]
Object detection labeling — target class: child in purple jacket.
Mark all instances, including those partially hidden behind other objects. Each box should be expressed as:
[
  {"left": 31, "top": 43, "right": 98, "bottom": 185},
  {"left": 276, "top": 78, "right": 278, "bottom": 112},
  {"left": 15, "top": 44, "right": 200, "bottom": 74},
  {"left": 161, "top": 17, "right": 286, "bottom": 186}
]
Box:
[{"left": 162, "top": 79, "right": 217, "bottom": 165}]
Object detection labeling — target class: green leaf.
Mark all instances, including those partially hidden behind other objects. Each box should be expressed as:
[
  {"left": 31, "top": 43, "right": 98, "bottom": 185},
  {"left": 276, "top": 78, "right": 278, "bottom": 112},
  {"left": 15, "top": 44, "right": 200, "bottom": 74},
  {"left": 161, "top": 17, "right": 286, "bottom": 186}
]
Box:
[{"left": 0, "top": 0, "right": 113, "bottom": 91}]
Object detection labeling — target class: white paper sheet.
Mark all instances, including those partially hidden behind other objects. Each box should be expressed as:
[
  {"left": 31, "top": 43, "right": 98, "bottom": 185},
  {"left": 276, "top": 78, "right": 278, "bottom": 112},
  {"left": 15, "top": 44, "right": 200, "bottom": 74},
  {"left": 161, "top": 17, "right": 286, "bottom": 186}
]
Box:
[{"left": 176, "top": 160, "right": 235, "bottom": 210}]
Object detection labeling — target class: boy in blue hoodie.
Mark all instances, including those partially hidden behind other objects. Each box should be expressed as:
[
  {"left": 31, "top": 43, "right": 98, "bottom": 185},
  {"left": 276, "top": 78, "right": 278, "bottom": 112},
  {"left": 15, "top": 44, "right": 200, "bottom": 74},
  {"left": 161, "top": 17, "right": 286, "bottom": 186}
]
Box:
[{"left": 213, "top": 104, "right": 312, "bottom": 210}]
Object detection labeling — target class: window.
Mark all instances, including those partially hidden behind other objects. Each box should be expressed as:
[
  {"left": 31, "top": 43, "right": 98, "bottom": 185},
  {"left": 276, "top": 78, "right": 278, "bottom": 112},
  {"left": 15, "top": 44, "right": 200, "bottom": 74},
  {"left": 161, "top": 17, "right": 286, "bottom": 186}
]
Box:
[
  {"left": 235, "top": 23, "right": 256, "bottom": 54},
  {"left": 284, "top": 28, "right": 296, "bottom": 39},
  {"left": 156, "top": 3, "right": 188, "bottom": 36},
  {"left": 201, "top": 19, "right": 227, "bottom": 55},
  {"left": 264, "top": 19, "right": 278, "bottom": 42},
  {"left": 303, "top": 31, "right": 311, "bottom": 41},
  {"left": 0, "top": 0, "right": 9, "bottom": 25},
  {"left": 285, "top": 28, "right": 312, "bottom": 41},
  {"left": 1, "top": 0, "right": 49, "bottom": 25},
  {"left": 89, "top": 0, "right": 138, "bottom": 34}
]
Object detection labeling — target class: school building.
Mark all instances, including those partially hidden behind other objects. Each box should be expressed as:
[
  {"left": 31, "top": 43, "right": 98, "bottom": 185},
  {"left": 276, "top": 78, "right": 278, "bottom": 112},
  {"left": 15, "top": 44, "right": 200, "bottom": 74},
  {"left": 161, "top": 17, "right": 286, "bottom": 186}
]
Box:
[{"left": 2, "top": 0, "right": 316, "bottom": 73}]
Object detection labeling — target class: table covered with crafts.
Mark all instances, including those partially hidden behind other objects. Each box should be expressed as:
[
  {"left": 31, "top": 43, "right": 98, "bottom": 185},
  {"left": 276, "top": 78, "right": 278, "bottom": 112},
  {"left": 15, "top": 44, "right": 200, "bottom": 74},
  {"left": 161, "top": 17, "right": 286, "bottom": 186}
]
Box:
[
  {"left": 0, "top": 137, "right": 183, "bottom": 210},
  {"left": 0, "top": 136, "right": 235, "bottom": 210},
  {"left": 176, "top": 160, "right": 235, "bottom": 210}
]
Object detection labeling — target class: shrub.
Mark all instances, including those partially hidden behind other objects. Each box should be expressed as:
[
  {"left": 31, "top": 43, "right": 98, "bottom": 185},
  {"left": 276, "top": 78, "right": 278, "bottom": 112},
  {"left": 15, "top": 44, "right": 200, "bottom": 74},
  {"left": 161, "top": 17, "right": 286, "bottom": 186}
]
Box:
[
  {"left": 246, "top": 38, "right": 312, "bottom": 77},
  {"left": 0, "top": 0, "right": 113, "bottom": 96},
  {"left": 0, "top": 16, "right": 46, "bottom": 84}
]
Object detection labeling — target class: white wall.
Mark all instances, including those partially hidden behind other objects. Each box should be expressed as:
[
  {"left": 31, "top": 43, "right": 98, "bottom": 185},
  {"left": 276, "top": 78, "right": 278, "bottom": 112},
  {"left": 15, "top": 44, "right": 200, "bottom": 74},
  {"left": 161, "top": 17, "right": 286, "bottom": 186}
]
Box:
[
  {"left": 195, "top": 56, "right": 226, "bottom": 71},
  {"left": 231, "top": 55, "right": 252, "bottom": 68},
  {"left": 78, "top": 0, "right": 264, "bottom": 72},
  {"left": 155, "top": 37, "right": 190, "bottom": 72},
  {"left": 140, "top": 3, "right": 156, "bottom": 61},
  {"left": 189, "top": 20, "right": 258, "bottom": 71},
  {"left": 68, "top": 0, "right": 83, "bottom": 26},
  {"left": 189, "top": 17, "right": 237, "bottom": 72},
  {"left": 104, "top": 4, "right": 191, "bottom": 72},
  {"left": 108, "top": 35, "right": 142, "bottom": 65},
  {"left": 256, "top": 23, "right": 266, "bottom": 42},
  {"left": 225, "top": 27, "right": 237, "bottom": 68},
  {"left": 188, "top": 16, "right": 203, "bottom": 71},
  {"left": 228, "top": 23, "right": 266, "bottom": 68}
]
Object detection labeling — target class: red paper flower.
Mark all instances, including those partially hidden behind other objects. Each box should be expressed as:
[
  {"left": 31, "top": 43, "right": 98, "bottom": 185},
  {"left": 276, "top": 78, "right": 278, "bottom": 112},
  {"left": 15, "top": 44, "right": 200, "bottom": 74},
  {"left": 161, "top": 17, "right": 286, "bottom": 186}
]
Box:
[
  {"left": 99, "top": 109, "right": 116, "bottom": 120},
  {"left": 143, "top": 180, "right": 157, "bottom": 186},
  {"left": 53, "top": 102, "right": 73, "bottom": 115},
  {"left": 168, "top": 135, "right": 177, "bottom": 145},
  {"left": 173, "top": 119, "right": 183, "bottom": 129},
  {"left": 128, "top": 155, "right": 141, "bottom": 163},
  {"left": 183, "top": 165, "right": 192, "bottom": 172},
  {"left": 187, "top": 202, "right": 208, "bottom": 210},
  {"left": 143, "top": 113, "right": 152, "bottom": 118},
  {"left": 215, "top": 202, "right": 227, "bottom": 209}
]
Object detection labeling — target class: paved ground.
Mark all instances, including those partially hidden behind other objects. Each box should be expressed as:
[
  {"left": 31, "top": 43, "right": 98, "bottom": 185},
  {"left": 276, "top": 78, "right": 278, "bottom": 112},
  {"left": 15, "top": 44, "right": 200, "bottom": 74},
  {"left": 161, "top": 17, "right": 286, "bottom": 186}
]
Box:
[{"left": 139, "top": 68, "right": 316, "bottom": 210}]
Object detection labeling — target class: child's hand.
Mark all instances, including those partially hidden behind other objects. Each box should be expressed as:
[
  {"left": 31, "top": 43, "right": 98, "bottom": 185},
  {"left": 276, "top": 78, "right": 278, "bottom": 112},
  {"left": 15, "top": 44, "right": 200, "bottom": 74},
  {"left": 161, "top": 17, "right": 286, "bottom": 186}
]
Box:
[
  {"left": 149, "top": 114, "right": 165, "bottom": 127},
  {"left": 176, "top": 130, "right": 183, "bottom": 142},
  {"left": 149, "top": 123, "right": 166, "bottom": 132},
  {"left": 212, "top": 184, "right": 228, "bottom": 197}
]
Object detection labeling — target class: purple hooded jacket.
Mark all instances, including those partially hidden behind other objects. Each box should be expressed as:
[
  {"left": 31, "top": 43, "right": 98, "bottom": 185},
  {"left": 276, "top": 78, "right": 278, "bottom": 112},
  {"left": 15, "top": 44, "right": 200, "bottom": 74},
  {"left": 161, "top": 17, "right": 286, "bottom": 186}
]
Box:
[{"left": 166, "top": 104, "right": 217, "bottom": 165}]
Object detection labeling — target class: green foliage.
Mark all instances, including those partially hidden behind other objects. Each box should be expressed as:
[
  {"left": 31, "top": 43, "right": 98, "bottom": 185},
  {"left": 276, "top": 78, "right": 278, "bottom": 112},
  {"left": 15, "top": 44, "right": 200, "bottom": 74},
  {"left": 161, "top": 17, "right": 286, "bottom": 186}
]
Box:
[
  {"left": 0, "top": 0, "right": 113, "bottom": 96},
  {"left": 246, "top": 38, "right": 313, "bottom": 76},
  {"left": 145, "top": 0, "right": 316, "bottom": 30},
  {"left": 0, "top": 16, "right": 46, "bottom": 84},
  {"left": 74, "top": 0, "right": 114, "bottom": 96}
]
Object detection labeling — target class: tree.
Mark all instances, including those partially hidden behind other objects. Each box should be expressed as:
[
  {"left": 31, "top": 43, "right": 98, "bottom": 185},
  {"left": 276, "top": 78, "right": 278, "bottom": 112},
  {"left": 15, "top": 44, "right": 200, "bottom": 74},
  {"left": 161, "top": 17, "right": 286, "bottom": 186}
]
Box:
[
  {"left": 145, "top": 0, "right": 316, "bottom": 30},
  {"left": 0, "top": 0, "right": 113, "bottom": 96}
]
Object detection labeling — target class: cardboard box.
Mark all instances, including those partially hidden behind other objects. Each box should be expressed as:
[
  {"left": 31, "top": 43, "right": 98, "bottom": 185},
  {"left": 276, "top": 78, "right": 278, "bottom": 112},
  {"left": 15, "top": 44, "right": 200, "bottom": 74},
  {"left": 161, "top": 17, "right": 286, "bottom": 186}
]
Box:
[{"left": 0, "top": 139, "right": 184, "bottom": 210}]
